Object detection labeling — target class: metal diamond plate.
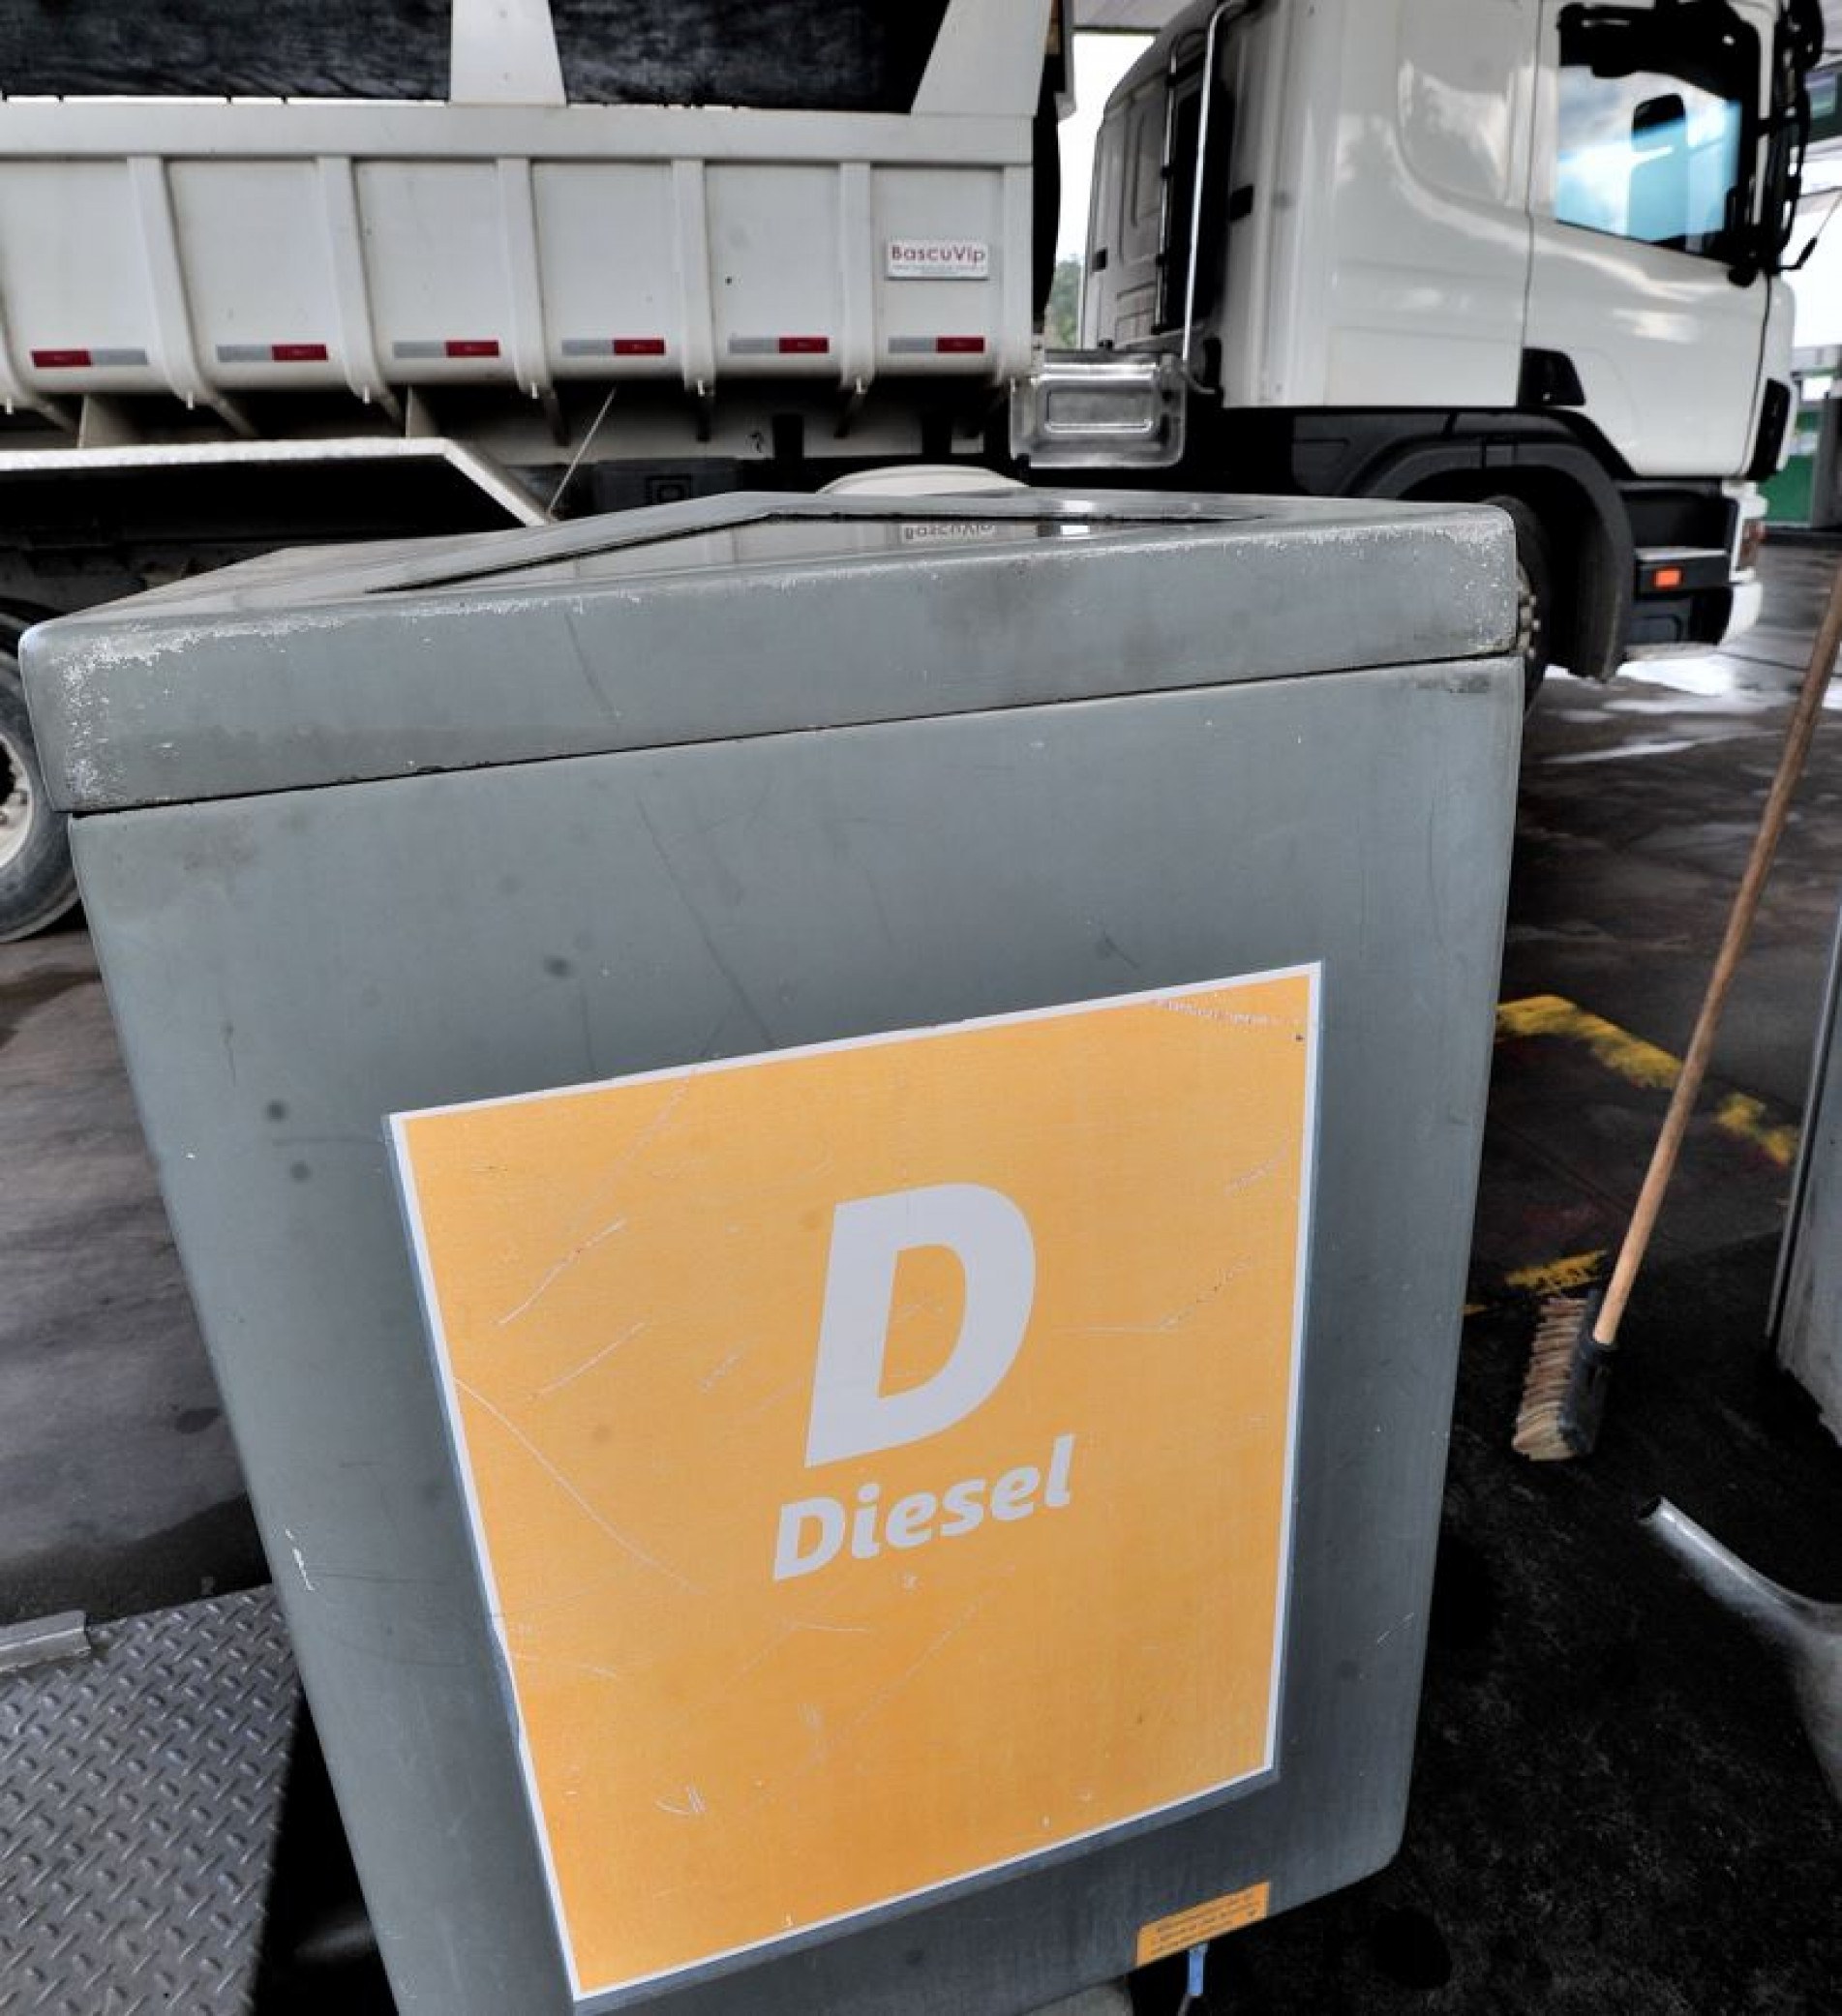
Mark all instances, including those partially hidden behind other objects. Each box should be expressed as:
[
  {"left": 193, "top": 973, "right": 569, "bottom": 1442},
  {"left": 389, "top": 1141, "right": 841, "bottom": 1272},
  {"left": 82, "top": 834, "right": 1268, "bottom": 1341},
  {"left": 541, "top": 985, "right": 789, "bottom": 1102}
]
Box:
[{"left": 0, "top": 1586, "right": 297, "bottom": 2014}]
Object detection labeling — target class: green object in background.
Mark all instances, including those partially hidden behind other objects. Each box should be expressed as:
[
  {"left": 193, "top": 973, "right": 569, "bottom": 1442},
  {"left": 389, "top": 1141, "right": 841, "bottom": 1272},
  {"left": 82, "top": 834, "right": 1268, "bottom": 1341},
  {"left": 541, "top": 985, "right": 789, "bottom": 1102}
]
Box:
[
  {"left": 1767, "top": 405, "right": 1825, "bottom": 526},
  {"left": 1767, "top": 449, "right": 1816, "bottom": 526},
  {"left": 1044, "top": 256, "right": 1081, "bottom": 348},
  {"left": 1808, "top": 65, "right": 1842, "bottom": 148}
]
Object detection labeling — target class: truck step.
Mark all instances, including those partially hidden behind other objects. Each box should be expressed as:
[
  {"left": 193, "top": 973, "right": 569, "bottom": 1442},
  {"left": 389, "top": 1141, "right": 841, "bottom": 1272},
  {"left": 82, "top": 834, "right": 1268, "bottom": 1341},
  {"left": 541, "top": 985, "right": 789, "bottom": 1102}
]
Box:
[{"left": 0, "top": 1584, "right": 297, "bottom": 2012}]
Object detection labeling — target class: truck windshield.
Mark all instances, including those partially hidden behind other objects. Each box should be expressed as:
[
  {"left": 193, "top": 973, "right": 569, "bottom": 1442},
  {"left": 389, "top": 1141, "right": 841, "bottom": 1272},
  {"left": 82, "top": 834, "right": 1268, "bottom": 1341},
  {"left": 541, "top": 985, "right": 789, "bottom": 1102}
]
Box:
[
  {"left": 1554, "top": 2, "right": 1760, "bottom": 264},
  {"left": 1556, "top": 72, "right": 1743, "bottom": 251}
]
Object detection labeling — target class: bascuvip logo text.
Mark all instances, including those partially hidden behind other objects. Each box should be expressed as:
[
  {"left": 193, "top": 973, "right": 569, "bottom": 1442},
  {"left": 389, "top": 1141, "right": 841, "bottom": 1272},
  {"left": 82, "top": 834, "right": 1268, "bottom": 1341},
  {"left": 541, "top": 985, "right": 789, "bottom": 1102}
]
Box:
[
  {"left": 886, "top": 238, "right": 991, "bottom": 280},
  {"left": 774, "top": 1182, "right": 1074, "bottom": 1580}
]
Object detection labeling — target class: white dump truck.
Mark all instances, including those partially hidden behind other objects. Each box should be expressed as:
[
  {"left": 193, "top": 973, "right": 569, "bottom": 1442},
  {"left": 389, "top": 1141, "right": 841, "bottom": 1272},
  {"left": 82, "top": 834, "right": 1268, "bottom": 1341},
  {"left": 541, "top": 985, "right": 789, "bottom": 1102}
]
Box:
[
  {"left": 1072, "top": 0, "right": 1823, "bottom": 690},
  {"left": 0, "top": 0, "right": 1823, "bottom": 939}
]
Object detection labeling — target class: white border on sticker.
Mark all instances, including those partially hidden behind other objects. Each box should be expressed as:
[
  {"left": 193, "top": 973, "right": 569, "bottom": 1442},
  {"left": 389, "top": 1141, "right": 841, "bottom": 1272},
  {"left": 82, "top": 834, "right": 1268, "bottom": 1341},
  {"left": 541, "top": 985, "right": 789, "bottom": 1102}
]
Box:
[
  {"left": 389, "top": 962, "right": 1322, "bottom": 2009},
  {"left": 886, "top": 237, "right": 990, "bottom": 280}
]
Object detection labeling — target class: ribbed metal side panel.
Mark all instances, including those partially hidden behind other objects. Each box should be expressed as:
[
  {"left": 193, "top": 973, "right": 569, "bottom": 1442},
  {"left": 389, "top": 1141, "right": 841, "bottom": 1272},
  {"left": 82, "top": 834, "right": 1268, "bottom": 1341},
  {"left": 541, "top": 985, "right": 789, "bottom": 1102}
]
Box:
[{"left": 0, "top": 1587, "right": 296, "bottom": 2014}]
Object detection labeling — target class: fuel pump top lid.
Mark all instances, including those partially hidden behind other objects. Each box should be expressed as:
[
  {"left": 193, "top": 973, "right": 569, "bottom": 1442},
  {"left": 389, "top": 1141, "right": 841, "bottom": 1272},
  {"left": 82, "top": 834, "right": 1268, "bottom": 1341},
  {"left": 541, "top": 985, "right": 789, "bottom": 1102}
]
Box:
[{"left": 20, "top": 488, "right": 1513, "bottom": 815}]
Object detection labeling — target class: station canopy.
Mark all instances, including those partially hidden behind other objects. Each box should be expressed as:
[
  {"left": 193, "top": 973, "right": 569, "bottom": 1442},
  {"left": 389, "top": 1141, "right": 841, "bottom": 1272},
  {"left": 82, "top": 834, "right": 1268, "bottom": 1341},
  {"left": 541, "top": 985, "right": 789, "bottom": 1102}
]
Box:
[
  {"left": 1077, "top": 0, "right": 1842, "bottom": 33},
  {"left": 1072, "top": 0, "right": 1184, "bottom": 25}
]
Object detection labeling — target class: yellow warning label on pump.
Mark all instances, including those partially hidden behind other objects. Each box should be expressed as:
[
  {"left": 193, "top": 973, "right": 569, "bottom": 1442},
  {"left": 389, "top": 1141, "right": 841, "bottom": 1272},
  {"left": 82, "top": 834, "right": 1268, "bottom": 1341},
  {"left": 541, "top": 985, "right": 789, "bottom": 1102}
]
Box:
[
  {"left": 1136, "top": 1881, "right": 1273, "bottom": 1965},
  {"left": 392, "top": 967, "right": 1318, "bottom": 2002}
]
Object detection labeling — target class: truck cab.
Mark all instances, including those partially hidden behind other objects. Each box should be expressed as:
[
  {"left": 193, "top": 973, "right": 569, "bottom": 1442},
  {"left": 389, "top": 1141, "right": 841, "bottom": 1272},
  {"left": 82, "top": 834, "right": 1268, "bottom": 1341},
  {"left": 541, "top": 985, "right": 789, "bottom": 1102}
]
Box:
[{"left": 1081, "top": 0, "right": 1821, "bottom": 682}]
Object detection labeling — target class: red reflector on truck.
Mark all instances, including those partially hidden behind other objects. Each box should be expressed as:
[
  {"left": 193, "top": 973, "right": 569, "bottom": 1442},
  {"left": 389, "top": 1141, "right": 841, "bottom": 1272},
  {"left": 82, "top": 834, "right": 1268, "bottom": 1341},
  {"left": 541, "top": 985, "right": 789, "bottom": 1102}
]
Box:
[
  {"left": 444, "top": 339, "right": 501, "bottom": 359},
  {"left": 936, "top": 336, "right": 986, "bottom": 353},
  {"left": 560, "top": 338, "right": 668, "bottom": 359},
  {"left": 217, "top": 341, "right": 331, "bottom": 365},
  {"left": 31, "top": 346, "right": 149, "bottom": 369},
  {"left": 728, "top": 335, "right": 832, "bottom": 357}
]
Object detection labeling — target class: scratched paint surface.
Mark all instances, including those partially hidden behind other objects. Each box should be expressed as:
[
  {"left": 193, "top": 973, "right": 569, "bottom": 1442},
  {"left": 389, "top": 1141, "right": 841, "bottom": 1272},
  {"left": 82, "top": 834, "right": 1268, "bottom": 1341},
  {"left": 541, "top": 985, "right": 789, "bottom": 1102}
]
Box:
[{"left": 393, "top": 970, "right": 1316, "bottom": 1999}]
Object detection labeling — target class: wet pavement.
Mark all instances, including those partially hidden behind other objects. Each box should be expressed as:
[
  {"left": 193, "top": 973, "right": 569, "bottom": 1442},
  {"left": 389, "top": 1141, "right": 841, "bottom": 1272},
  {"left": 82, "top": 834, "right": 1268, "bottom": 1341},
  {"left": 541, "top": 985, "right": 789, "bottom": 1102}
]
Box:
[
  {"left": 1506, "top": 541, "right": 1842, "bottom": 1113},
  {"left": 0, "top": 918, "right": 262, "bottom": 1624},
  {"left": 2, "top": 542, "right": 1840, "bottom": 2011}
]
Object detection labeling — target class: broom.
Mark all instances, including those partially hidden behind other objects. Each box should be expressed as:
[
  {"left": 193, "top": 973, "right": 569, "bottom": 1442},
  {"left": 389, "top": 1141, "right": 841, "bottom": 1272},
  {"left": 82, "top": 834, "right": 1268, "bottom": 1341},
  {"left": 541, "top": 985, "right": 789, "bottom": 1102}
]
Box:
[{"left": 1514, "top": 551, "right": 1842, "bottom": 1461}]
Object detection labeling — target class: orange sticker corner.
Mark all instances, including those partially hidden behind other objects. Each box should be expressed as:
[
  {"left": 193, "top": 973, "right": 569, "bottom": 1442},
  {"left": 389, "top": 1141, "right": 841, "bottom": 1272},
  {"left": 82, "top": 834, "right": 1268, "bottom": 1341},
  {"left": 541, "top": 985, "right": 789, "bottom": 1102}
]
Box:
[{"left": 1135, "top": 1881, "right": 1272, "bottom": 1967}]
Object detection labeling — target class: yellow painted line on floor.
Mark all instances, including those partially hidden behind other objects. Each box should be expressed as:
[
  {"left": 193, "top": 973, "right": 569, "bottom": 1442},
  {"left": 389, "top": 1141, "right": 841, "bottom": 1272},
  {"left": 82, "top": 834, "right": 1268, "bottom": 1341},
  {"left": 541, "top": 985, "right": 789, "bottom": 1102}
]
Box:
[
  {"left": 1496, "top": 994, "right": 1678, "bottom": 1090},
  {"left": 1711, "top": 1091, "right": 1799, "bottom": 1169},
  {"left": 1496, "top": 994, "right": 1799, "bottom": 1166},
  {"left": 1503, "top": 1249, "right": 1606, "bottom": 1296},
  {"left": 1482, "top": 995, "right": 1803, "bottom": 1306}
]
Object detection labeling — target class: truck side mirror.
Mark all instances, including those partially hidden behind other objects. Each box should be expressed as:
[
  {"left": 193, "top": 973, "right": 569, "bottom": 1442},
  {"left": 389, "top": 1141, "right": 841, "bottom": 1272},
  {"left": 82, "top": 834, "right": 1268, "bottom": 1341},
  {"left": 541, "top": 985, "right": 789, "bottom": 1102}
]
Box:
[
  {"left": 1632, "top": 91, "right": 1686, "bottom": 138},
  {"left": 1629, "top": 92, "right": 1689, "bottom": 249}
]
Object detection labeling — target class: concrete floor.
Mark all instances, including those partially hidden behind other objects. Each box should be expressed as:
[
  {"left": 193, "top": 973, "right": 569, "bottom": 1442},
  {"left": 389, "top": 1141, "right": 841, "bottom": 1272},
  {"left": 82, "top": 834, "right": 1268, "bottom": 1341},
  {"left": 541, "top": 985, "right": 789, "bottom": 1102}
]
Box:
[
  {"left": 3, "top": 544, "right": 1840, "bottom": 2010},
  {"left": 0, "top": 918, "right": 263, "bottom": 1624}
]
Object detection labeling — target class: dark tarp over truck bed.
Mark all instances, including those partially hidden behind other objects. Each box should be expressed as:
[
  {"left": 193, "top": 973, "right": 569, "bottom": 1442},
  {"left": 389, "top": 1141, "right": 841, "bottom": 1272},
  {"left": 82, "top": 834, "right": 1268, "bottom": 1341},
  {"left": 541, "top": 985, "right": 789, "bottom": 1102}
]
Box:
[{"left": 0, "top": 0, "right": 951, "bottom": 109}]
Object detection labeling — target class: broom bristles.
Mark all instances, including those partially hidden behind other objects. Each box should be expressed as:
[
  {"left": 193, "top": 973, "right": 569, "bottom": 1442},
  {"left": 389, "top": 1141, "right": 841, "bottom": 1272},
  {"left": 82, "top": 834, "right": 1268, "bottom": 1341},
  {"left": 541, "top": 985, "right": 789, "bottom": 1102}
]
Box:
[{"left": 1513, "top": 1291, "right": 1601, "bottom": 1460}]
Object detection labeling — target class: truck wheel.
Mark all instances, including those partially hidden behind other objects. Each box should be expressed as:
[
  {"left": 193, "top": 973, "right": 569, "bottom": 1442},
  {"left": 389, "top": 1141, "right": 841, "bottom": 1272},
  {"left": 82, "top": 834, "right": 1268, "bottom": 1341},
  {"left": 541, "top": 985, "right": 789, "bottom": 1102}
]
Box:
[
  {"left": 0, "top": 645, "right": 78, "bottom": 942},
  {"left": 1484, "top": 496, "right": 1552, "bottom": 711}
]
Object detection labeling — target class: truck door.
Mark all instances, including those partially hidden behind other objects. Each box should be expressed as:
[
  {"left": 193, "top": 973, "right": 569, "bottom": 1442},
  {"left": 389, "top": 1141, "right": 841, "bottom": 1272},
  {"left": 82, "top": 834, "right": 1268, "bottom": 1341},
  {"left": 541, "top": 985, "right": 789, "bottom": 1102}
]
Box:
[
  {"left": 1524, "top": 0, "right": 1775, "bottom": 478},
  {"left": 1084, "top": 66, "right": 1170, "bottom": 346},
  {"left": 1084, "top": 33, "right": 1232, "bottom": 356}
]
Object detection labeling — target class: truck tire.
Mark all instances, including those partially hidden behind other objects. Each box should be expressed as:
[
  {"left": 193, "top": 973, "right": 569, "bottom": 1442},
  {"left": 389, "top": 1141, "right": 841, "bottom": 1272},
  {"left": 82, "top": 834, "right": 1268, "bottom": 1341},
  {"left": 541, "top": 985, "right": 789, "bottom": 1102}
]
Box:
[
  {"left": 0, "top": 643, "right": 78, "bottom": 942},
  {"left": 1483, "top": 495, "right": 1552, "bottom": 711}
]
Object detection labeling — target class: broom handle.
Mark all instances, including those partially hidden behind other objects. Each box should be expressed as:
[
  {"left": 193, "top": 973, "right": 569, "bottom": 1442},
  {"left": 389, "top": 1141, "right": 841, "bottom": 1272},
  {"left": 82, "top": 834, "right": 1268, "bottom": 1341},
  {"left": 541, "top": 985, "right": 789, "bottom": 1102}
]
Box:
[{"left": 1597, "top": 553, "right": 1842, "bottom": 1348}]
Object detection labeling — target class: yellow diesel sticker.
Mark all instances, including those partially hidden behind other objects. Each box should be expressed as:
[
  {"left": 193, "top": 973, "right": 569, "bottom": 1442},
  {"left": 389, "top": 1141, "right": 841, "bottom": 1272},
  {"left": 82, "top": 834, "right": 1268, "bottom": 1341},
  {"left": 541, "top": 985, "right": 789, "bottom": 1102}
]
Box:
[
  {"left": 392, "top": 967, "right": 1319, "bottom": 2001},
  {"left": 1136, "top": 1881, "right": 1273, "bottom": 1966}
]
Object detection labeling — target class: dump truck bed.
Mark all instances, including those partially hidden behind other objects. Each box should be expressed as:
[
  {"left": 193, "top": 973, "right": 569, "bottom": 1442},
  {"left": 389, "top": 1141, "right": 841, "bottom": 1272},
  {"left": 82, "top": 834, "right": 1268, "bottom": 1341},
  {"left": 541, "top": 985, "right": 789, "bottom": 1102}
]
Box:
[{"left": 0, "top": 0, "right": 1047, "bottom": 426}]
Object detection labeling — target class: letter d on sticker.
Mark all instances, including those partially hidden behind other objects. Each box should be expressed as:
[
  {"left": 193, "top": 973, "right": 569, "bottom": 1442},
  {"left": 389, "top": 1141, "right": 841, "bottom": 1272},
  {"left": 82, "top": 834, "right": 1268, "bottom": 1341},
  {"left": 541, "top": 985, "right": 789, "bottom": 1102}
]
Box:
[{"left": 806, "top": 1184, "right": 1035, "bottom": 1466}]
